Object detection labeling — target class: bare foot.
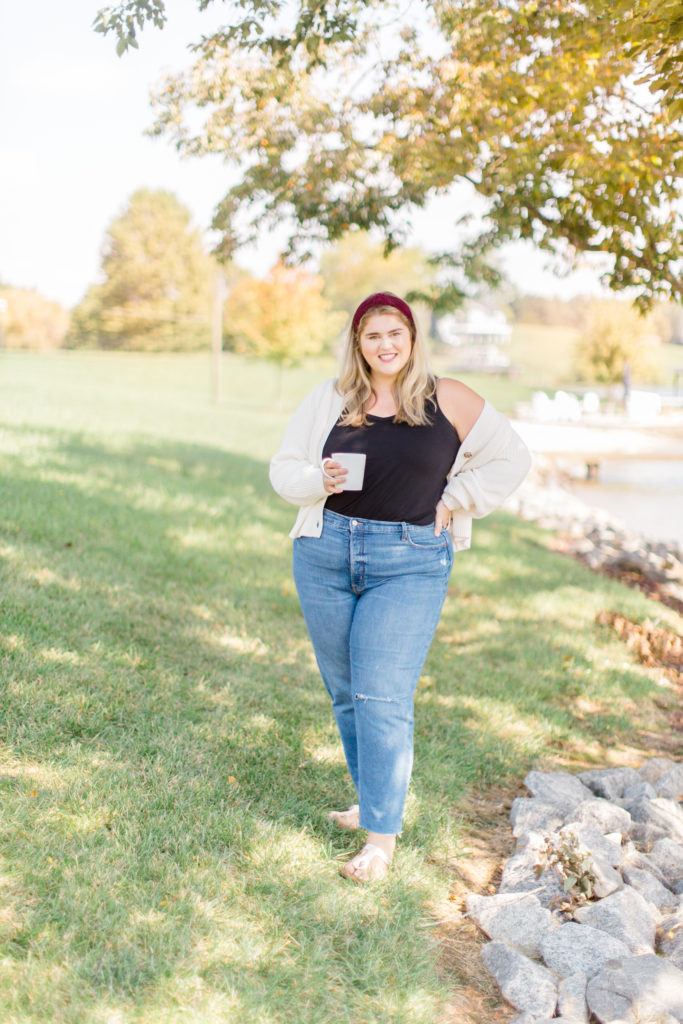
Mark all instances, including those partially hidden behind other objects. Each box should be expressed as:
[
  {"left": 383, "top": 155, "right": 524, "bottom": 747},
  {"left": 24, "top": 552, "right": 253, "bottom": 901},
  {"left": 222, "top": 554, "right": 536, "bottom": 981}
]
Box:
[{"left": 327, "top": 804, "right": 360, "bottom": 830}]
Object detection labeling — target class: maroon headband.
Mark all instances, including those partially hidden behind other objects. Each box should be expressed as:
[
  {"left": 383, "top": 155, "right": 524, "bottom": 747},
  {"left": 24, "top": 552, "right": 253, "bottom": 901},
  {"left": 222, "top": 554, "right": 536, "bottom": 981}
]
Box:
[{"left": 351, "top": 292, "right": 415, "bottom": 334}]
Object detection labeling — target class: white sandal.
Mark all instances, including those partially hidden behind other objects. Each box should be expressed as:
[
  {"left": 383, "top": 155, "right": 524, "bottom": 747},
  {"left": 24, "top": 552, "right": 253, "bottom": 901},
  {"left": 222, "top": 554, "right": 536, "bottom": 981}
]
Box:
[
  {"left": 339, "top": 843, "right": 392, "bottom": 883},
  {"left": 327, "top": 803, "right": 360, "bottom": 830}
]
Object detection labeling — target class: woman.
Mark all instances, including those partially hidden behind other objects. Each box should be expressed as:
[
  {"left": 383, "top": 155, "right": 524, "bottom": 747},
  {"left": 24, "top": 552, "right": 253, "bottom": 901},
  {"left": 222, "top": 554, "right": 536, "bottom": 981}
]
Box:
[{"left": 270, "top": 292, "right": 531, "bottom": 882}]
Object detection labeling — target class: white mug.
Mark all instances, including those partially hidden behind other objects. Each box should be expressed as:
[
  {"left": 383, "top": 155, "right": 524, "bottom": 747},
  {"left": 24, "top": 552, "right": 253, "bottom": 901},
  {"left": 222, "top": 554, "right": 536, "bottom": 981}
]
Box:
[{"left": 330, "top": 451, "right": 366, "bottom": 490}]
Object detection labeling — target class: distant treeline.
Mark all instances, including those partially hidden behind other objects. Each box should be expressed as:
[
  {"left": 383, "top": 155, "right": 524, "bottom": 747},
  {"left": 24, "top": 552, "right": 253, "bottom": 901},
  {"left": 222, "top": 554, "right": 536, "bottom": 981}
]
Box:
[
  {"left": 2, "top": 189, "right": 681, "bottom": 354},
  {"left": 507, "top": 293, "right": 682, "bottom": 346},
  {"left": 507, "top": 294, "right": 589, "bottom": 328}
]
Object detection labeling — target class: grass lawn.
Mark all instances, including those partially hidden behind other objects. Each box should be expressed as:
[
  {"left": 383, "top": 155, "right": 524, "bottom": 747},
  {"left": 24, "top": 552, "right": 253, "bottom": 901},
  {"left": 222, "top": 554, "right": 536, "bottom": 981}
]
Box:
[{"left": 1, "top": 350, "right": 681, "bottom": 1024}]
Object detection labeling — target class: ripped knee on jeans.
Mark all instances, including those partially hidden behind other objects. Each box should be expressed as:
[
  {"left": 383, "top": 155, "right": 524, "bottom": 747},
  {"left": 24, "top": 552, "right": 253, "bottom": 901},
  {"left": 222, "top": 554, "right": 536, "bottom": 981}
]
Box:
[{"left": 353, "top": 692, "right": 407, "bottom": 704}]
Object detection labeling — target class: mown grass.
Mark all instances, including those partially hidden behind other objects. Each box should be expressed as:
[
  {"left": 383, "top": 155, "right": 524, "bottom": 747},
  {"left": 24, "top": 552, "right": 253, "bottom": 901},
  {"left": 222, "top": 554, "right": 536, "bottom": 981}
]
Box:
[{"left": 1, "top": 350, "right": 681, "bottom": 1024}]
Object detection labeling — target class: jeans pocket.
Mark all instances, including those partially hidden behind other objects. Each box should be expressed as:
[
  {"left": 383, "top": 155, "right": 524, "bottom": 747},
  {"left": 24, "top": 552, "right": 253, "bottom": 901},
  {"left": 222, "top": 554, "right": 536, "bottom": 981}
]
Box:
[{"left": 404, "top": 524, "right": 449, "bottom": 551}]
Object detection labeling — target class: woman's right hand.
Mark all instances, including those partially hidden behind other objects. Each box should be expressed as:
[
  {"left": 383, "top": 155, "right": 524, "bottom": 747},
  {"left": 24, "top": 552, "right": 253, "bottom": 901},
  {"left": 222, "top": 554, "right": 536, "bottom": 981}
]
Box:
[{"left": 322, "top": 459, "right": 348, "bottom": 494}]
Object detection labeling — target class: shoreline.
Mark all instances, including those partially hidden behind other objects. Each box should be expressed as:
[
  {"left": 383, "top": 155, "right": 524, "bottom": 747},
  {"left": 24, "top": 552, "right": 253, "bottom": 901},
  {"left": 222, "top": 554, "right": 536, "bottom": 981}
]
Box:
[
  {"left": 503, "top": 448, "right": 683, "bottom": 616},
  {"left": 509, "top": 413, "right": 683, "bottom": 551},
  {"left": 512, "top": 415, "right": 683, "bottom": 462}
]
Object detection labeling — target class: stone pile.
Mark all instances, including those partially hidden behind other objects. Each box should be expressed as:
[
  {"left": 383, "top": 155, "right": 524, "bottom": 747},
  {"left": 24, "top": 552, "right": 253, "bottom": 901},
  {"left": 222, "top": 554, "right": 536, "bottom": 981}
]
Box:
[
  {"left": 502, "top": 457, "right": 683, "bottom": 609},
  {"left": 468, "top": 758, "right": 683, "bottom": 1023}
]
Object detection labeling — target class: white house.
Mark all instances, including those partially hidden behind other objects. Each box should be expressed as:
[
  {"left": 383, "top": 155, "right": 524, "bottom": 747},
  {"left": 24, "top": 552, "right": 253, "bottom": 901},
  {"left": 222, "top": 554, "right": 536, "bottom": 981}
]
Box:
[{"left": 436, "top": 306, "right": 512, "bottom": 371}]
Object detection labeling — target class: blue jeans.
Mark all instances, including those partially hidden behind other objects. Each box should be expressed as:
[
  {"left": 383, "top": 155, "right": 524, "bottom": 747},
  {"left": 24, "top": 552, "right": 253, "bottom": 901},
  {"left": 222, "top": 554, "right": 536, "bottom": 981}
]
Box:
[{"left": 293, "top": 508, "right": 453, "bottom": 835}]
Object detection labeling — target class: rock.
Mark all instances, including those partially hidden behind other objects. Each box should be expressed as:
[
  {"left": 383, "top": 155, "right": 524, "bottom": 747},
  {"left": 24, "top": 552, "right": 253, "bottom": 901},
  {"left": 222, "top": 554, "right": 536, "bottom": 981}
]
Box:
[
  {"left": 514, "top": 829, "right": 547, "bottom": 853},
  {"left": 558, "top": 972, "right": 589, "bottom": 1022},
  {"left": 478, "top": 761, "right": 683, "bottom": 1020},
  {"left": 590, "top": 853, "right": 623, "bottom": 898},
  {"left": 573, "top": 886, "right": 657, "bottom": 954},
  {"left": 659, "top": 903, "right": 683, "bottom": 934},
  {"left": 499, "top": 841, "right": 565, "bottom": 907},
  {"left": 608, "top": 550, "right": 670, "bottom": 580},
  {"left": 619, "top": 838, "right": 638, "bottom": 860},
  {"left": 583, "top": 548, "right": 607, "bottom": 570},
  {"left": 540, "top": 921, "right": 630, "bottom": 979},
  {"left": 658, "top": 903, "right": 683, "bottom": 968},
  {"left": 510, "top": 796, "right": 565, "bottom": 838},
  {"left": 532, "top": 1019, "right": 586, "bottom": 1024},
  {"left": 629, "top": 820, "right": 669, "bottom": 851},
  {"left": 524, "top": 771, "right": 594, "bottom": 812},
  {"left": 480, "top": 940, "right": 558, "bottom": 1018},
  {"left": 561, "top": 822, "right": 622, "bottom": 868},
  {"left": 656, "top": 765, "right": 683, "bottom": 801},
  {"left": 648, "top": 838, "right": 683, "bottom": 888},
  {"left": 621, "top": 864, "right": 677, "bottom": 911},
  {"left": 660, "top": 580, "right": 683, "bottom": 605},
  {"left": 638, "top": 757, "right": 682, "bottom": 785},
  {"left": 660, "top": 929, "right": 683, "bottom": 970},
  {"left": 664, "top": 554, "right": 683, "bottom": 580},
  {"left": 586, "top": 954, "right": 683, "bottom": 1024},
  {"left": 466, "top": 892, "right": 556, "bottom": 958},
  {"left": 569, "top": 538, "right": 596, "bottom": 555},
  {"left": 565, "top": 797, "right": 632, "bottom": 834},
  {"left": 578, "top": 767, "right": 642, "bottom": 801},
  {"left": 629, "top": 798, "right": 683, "bottom": 845},
  {"left": 648, "top": 837, "right": 683, "bottom": 888},
  {"left": 620, "top": 842, "right": 671, "bottom": 885},
  {"left": 621, "top": 780, "right": 657, "bottom": 802}
]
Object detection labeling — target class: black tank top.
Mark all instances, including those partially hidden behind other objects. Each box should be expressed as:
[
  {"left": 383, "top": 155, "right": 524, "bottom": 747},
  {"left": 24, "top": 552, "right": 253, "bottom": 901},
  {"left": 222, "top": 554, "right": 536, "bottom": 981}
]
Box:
[{"left": 323, "top": 396, "right": 461, "bottom": 525}]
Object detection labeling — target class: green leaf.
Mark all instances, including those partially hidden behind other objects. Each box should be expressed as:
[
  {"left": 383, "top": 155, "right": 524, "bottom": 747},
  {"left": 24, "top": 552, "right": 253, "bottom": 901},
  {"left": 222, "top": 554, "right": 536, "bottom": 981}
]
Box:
[{"left": 106, "top": 0, "right": 683, "bottom": 307}]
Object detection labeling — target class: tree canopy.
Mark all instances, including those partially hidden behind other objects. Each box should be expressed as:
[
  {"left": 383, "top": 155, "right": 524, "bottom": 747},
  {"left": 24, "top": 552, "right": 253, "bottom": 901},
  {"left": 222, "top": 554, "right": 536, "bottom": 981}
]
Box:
[
  {"left": 224, "top": 262, "right": 345, "bottom": 401},
  {"left": 97, "top": 0, "right": 683, "bottom": 310},
  {"left": 574, "top": 300, "right": 661, "bottom": 383},
  {"left": 319, "top": 232, "right": 436, "bottom": 314},
  {"left": 68, "top": 189, "right": 215, "bottom": 350},
  {"left": 0, "top": 286, "right": 69, "bottom": 350},
  {"left": 225, "top": 262, "right": 345, "bottom": 365}
]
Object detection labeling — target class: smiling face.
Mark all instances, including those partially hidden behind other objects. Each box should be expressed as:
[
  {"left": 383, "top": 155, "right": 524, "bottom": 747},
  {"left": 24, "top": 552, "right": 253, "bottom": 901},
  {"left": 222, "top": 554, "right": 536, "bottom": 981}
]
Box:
[{"left": 357, "top": 312, "right": 413, "bottom": 384}]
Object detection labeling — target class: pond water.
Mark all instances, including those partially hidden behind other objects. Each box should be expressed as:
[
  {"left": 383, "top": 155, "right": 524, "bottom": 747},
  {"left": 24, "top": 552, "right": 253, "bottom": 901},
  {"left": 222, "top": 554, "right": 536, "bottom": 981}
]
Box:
[{"left": 570, "top": 458, "right": 683, "bottom": 549}]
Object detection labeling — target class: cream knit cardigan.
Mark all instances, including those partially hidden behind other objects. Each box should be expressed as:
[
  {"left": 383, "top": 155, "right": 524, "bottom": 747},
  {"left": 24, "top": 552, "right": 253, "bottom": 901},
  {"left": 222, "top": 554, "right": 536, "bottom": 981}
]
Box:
[{"left": 269, "top": 378, "right": 532, "bottom": 551}]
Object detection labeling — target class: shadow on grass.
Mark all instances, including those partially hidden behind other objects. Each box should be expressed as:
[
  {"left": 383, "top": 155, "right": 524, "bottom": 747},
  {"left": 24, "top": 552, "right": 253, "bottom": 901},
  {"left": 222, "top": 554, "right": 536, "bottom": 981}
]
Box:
[
  {"left": 0, "top": 426, "right": 672, "bottom": 1020},
  {"left": 408, "top": 513, "right": 669, "bottom": 847},
  {"left": 0, "top": 427, "right": 450, "bottom": 1019}
]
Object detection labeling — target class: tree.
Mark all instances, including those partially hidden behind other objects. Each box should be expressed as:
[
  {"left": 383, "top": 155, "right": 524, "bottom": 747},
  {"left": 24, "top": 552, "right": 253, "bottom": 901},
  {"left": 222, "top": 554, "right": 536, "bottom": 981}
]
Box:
[
  {"left": 0, "top": 286, "right": 69, "bottom": 349},
  {"left": 319, "top": 232, "right": 435, "bottom": 313},
  {"left": 224, "top": 263, "right": 346, "bottom": 399},
  {"left": 574, "top": 300, "right": 660, "bottom": 384},
  {"left": 97, "top": 1, "right": 683, "bottom": 310},
  {"left": 67, "top": 189, "right": 215, "bottom": 350},
  {"left": 508, "top": 293, "right": 589, "bottom": 330},
  {"left": 319, "top": 231, "right": 440, "bottom": 340}
]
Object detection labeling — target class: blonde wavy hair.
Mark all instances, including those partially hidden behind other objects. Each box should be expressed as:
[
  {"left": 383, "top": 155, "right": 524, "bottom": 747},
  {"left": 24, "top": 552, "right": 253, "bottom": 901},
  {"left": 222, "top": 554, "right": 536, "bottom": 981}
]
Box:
[{"left": 337, "top": 299, "right": 436, "bottom": 426}]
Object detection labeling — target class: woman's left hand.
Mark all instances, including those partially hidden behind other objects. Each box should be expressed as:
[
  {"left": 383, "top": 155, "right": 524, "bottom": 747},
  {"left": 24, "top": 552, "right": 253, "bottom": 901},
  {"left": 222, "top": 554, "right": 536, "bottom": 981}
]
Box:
[{"left": 434, "top": 499, "right": 451, "bottom": 536}]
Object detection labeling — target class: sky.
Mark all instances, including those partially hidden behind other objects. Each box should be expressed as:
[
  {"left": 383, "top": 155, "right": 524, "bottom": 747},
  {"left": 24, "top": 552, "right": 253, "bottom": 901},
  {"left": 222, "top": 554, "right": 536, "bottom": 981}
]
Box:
[{"left": 1, "top": 0, "right": 611, "bottom": 310}]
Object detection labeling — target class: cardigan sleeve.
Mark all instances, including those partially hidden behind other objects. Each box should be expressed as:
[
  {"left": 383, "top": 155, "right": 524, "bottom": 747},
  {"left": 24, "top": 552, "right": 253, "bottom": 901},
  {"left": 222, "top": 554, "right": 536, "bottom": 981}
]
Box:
[
  {"left": 440, "top": 406, "right": 531, "bottom": 519},
  {"left": 269, "top": 383, "right": 331, "bottom": 506}
]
